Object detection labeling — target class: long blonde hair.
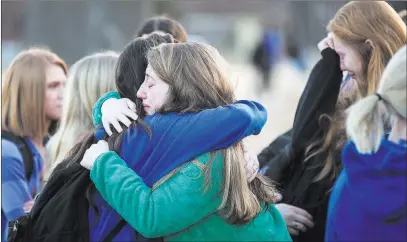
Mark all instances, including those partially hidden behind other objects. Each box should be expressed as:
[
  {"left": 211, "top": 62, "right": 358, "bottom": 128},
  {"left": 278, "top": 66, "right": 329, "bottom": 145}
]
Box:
[
  {"left": 45, "top": 51, "right": 118, "bottom": 177},
  {"left": 148, "top": 42, "right": 276, "bottom": 225},
  {"left": 306, "top": 1, "right": 406, "bottom": 181},
  {"left": 2, "top": 48, "right": 67, "bottom": 139},
  {"left": 347, "top": 45, "right": 406, "bottom": 153}
]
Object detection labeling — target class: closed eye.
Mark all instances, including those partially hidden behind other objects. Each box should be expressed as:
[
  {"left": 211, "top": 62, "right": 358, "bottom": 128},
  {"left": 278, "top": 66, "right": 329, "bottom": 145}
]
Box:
[{"left": 48, "top": 81, "right": 63, "bottom": 89}]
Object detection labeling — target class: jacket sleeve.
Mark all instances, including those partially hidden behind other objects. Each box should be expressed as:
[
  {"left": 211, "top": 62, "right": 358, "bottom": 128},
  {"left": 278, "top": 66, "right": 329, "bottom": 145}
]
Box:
[
  {"left": 93, "top": 96, "right": 267, "bottom": 151},
  {"left": 170, "top": 100, "right": 267, "bottom": 151},
  {"left": 92, "top": 91, "right": 268, "bottom": 140},
  {"left": 90, "top": 151, "right": 222, "bottom": 238},
  {"left": 291, "top": 48, "right": 343, "bottom": 153}
]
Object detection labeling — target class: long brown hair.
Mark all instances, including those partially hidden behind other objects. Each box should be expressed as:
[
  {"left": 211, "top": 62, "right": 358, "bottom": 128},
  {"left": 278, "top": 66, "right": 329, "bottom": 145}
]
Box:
[
  {"left": 148, "top": 42, "right": 276, "bottom": 225},
  {"left": 305, "top": 1, "right": 406, "bottom": 181},
  {"left": 2, "top": 48, "right": 67, "bottom": 139}
]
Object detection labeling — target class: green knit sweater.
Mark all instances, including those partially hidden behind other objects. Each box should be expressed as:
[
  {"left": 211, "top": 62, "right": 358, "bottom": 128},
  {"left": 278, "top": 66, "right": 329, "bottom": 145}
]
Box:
[{"left": 91, "top": 151, "right": 292, "bottom": 241}]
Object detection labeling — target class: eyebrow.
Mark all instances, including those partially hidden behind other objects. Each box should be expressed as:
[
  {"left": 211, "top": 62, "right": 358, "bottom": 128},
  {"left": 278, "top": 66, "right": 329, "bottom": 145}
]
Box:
[{"left": 146, "top": 73, "right": 156, "bottom": 82}]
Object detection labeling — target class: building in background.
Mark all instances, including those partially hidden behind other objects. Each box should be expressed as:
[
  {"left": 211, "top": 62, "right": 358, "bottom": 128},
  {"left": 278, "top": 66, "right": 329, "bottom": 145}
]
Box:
[{"left": 2, "top": 1, "right": 405, "bottom": 69}]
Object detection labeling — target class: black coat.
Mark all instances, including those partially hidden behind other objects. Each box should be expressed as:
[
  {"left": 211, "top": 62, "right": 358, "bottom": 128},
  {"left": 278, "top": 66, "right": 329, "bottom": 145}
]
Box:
[{"left": 261, "top": 48, "right": 343, "bottom": 242}]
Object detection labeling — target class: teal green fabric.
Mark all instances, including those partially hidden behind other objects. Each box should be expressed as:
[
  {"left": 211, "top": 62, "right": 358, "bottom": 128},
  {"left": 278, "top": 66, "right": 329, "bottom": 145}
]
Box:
[
  {"left": 92, "top": 91, "right": 121, "bottom": 126},
  {"left": 91, "top": 151, "right": 292, "bottom": 241}
]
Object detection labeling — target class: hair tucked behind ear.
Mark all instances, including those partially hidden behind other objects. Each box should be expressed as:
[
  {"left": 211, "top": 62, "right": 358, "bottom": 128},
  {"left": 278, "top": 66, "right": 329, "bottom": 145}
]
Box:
[{"left": 347, "top": 45, "right": 407, "bottom": 154}]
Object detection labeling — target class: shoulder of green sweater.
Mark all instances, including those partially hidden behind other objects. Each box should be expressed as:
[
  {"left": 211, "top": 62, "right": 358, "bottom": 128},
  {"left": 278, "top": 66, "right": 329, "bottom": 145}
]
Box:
[
  {"left": 92, "top": 91, "right": 121, "bottom": 127},
  {"left": 183, "top": 152, "right": 223, "bottom": 175},
  {"left": 153, "top": 152, "right": 224, "bottom": 192}
]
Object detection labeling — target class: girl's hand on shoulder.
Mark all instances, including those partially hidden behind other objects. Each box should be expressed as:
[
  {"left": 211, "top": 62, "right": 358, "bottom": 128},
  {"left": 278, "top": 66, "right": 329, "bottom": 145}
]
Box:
[
  {"left": 242, "top": 143, "right": 259, "bottom": 183},
  {"left": 80, "top": 140, "right": 110, "bottom": 170},
  {"left": 101, "top": 98, "right": 138, "bottom": 136}
]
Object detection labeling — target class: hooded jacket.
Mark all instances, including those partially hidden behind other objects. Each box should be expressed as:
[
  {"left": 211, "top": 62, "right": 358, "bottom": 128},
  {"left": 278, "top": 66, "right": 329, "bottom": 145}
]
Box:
[{"left": 326, "top": 138, "right": 407, "bottom": 241}]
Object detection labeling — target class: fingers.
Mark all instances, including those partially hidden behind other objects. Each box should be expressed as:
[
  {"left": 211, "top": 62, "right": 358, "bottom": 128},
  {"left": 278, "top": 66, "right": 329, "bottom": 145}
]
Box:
[
  {"left": 100, "top": 98, "right": 138, "bottom": 136},
  {"left": 292, "top": 206, "right": 314, "bottom": 222},
  {"left": 318, "top": 33, "right": 335, "bottom": 52},
  {"left": 23, "top": 200, "right": 34, "bottom": 213},
  {"left": 81, "top": 141, "right": 110, "bottom": 170},
  {"left": 317, "top": 38, "right": 328, "bottom": 52},
  {"left": 117, "top": 114, "right": 132, "bottom": 128},
  {"left": 124, "top": 98, "right": 137, "bottom": 112},
  {"left": 96, "top": 140, "right": 109, "bottom": 149},
  {"left": 294, "top": 213, "right": 314, "bottom": 229},
  {"left": 288, "top": 227, "right": 299, "bottom": 236},
  {"left": 102, "top": 110, "right": 136, "bottom": 136},
  {"left": 102, "top": 117, "right": 113, "bottom": 136},
  {"left": 328, "top": 32, "right": 334, "bottom": 39},
  {"left": 241, "top": 140, "right": 248, "bottom": 152},
  {"left": 274, "top": 192, "right": 283, "bottom": 203},
  {"left": 327, "top": 37, "right": 335, "bottom": 49},
  {"left": 247, "top": 169, "right": 257, "bottom": 183},
  {"left": 244, "top": 151, "right": 258, "bottom": 182},
  {"left": 110, "top": 119, "right": 123, "bottom": 134},
  {"left": 293, "top": 221, "right": 307, "bottom": 232},
  {"left": 122, "top": 108, "right": 139, "bottom": 122}
]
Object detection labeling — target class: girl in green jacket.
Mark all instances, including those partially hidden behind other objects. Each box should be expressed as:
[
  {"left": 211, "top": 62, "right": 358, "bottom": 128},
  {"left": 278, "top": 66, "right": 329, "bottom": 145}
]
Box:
[{"left": 81, "top": 41, "right": 292, "bottom": 241}]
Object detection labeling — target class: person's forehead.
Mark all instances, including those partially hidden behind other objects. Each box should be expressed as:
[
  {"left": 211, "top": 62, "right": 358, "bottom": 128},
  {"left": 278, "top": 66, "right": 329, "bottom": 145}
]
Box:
[
  {"left": 146, "top": 65, "right": 152, "bottom": 73},
  {"left": 46, "top": 65, "right": 67, "bottom": 82},
  {"left": 146, "top": 65, "right": 158, "bottom": 79}
]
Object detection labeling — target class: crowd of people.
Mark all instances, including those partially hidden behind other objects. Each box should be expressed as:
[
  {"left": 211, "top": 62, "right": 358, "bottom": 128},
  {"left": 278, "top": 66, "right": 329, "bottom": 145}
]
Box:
[{"left": 2, "top": 1, "right": 406, "bottom": 242}]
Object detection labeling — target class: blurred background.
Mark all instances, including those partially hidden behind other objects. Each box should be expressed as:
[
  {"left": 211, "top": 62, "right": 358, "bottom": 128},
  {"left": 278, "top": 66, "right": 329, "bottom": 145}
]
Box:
[{"left": 2, "top": 0, "right": 406, "bottom": 152}]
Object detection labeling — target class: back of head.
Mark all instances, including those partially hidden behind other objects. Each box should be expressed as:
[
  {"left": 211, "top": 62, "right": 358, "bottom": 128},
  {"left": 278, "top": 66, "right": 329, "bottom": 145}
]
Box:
[
  {"left": 328, "top": 1, "right": 406, "bottom": 97},
  {"left": 2, "top": 48, "right": 67, "bottom": 138},
  {"left": 136, "top": 15, "right": 188, "bottom": 43},
  {"left": 147, "top": 42, "right": 276, "bottom": 225},
  {"left": 347, "top": 45, "right": 407, "bottom": 153},
  {"left": 46, "top": 51, "right": 119, "bottom": 172}
]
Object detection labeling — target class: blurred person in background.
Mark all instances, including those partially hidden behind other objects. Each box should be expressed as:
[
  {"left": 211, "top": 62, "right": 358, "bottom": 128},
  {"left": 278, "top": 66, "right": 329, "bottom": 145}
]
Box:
[
  {"left": 136, "top": 15, "right": 188, "bottom": 43},
  {"left": 1, "top": 48, "right": 67, "bottom": 240},
  {"left": 259, "top": 2, "right": 406, "bottom": 241},
  {"left": 44, "top": 51, "right": 119, "bottom": 182},
  {"left": 284, "top": 35, "right": 306, "bottom": 73},
  {"left": 252, "top": 28, "right": 283, "bottom": 92},
  {"left": 326, "top": 44, "right": 407, "bottom": 242}
]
